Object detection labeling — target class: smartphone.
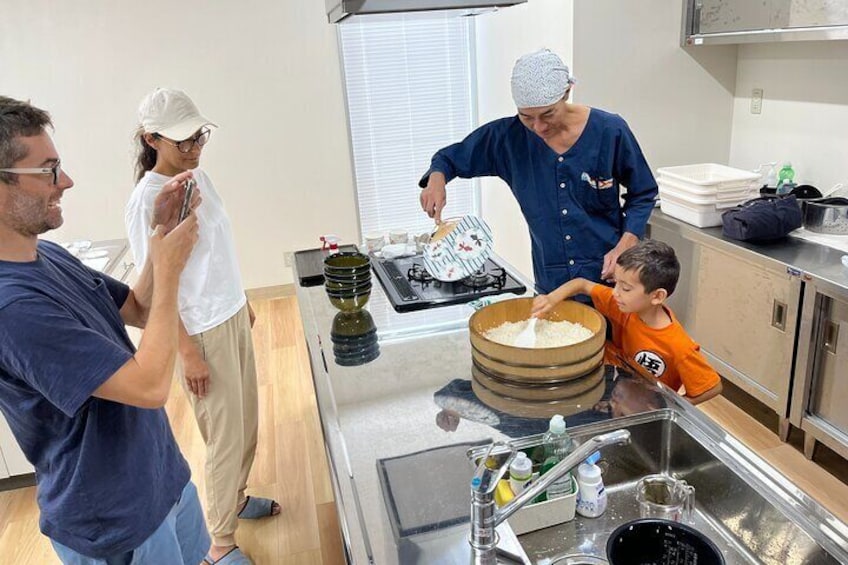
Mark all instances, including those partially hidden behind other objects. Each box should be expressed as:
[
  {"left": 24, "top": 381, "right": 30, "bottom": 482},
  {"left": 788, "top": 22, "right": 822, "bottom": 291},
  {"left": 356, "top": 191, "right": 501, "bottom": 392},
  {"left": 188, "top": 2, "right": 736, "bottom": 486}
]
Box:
[{"left": 179, "top": 178, "right": 195, "bottom": 222}]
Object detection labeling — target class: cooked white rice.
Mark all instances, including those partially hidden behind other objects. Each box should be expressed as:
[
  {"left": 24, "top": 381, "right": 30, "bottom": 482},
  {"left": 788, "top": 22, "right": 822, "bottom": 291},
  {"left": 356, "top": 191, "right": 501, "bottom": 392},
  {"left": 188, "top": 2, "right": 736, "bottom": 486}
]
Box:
[{"left": 484, "top": 319, "right": 593, "bottom": 348}]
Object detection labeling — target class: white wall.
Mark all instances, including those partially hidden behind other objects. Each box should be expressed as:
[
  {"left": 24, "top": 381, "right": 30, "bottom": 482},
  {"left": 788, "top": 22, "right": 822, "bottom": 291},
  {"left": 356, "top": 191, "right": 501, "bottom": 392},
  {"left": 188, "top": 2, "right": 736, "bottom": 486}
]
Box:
[
  {"left": 573, "top": 0, "right": 738, "bottom": 172},
  {"left": 475, "top": 0, "right": 575, "bottom": 283},
  {"left": 0, "top": 0, "right": 358, "bottom": 289},
  {"left": 729, "top": 41, "right": 848, "bottom": 192}
]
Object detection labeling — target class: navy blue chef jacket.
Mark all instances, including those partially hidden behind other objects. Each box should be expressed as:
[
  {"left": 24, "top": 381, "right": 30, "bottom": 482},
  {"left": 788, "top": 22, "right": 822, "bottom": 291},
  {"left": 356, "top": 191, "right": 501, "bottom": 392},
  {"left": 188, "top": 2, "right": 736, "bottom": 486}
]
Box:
[{"left": 419, "top": 108, "right": 658, "bottom": 293}]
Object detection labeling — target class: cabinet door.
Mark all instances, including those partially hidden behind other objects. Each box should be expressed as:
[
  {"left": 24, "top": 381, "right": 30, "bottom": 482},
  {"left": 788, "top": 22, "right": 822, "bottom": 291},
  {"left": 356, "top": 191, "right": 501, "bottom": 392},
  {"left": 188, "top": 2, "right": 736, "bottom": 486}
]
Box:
[
  {"left": 689, "top": 246, "right": 800, "bottom": 408},
  {"left": 0, "top": 411, "right": 33, "bottom": 476},
  {"left": 695, "top": 0, "right": 772, "bottom": 34},
  {"left": 809, "top": 295, "right": 848, "bottom": 434}
]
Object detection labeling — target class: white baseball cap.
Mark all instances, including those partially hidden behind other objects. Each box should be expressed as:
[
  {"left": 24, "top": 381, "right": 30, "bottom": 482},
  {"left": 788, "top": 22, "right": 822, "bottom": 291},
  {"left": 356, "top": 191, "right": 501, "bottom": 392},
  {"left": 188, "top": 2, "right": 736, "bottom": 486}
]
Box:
[{"left": 138, "top": 88, "right": 217, "bottom": 140}]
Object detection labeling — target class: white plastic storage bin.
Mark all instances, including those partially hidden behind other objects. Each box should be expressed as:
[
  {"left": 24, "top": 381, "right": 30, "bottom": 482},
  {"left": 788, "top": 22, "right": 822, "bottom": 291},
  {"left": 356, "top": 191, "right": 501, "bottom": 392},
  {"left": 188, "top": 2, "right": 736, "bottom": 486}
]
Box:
[
  {"left": 658, "top": 175, "right": 753, "bottom": 204},
  {"left": 658, "top": 181, "right": 752, "bottom": 209},
  {"left": 657, "top": 168, "right": 757, "bottom": 228},
  {"left": 659, "top": 198, "right": 724, "bottom": 228},
  {"left": 659, "top": 184, "right": 753, "bottom": 228},
  {"left": 506, "top": 476, "right": 578, "bottom": 535},
  {"left": 656, "top": 163, "right": 761, "bottom": 193}
]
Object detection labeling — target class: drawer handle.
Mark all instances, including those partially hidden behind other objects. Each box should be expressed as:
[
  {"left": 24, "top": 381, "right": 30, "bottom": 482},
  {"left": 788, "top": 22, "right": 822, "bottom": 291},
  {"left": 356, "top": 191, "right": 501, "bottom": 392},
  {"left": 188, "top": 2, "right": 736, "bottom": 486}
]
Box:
[
  {"left": 771, "top": 299, "right": 787, "bottom": 331},
  {"left": 823, "top": 320, "right": 839, "bottom": 355}
]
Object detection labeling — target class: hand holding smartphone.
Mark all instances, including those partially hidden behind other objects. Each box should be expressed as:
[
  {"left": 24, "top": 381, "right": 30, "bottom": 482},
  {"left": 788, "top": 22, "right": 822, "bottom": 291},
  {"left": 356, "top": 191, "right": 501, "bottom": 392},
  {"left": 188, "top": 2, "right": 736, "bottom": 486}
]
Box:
[{"left": 179, "top": 178, "right": 196, "bottom": 222}]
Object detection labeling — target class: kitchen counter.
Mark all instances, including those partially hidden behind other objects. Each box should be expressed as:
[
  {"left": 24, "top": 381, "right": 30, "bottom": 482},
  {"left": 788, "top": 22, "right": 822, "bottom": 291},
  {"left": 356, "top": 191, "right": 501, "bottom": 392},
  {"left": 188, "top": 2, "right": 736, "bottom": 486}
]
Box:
[
  {"left": 293, "top": 252, "right": 848, "bottom": 564},
  {"left": 649, "top": 209, "right": 848, "bottom": 293},
  {"left": 53, "top": 238, "right": 132, "bottom": 279}
]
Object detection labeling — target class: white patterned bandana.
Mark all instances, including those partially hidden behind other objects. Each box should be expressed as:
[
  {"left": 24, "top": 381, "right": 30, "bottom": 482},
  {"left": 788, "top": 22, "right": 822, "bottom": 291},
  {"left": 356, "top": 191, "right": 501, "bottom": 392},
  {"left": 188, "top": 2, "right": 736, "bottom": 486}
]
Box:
[{"left": 510, "top": 49, "right": 576, "bottom": 109}]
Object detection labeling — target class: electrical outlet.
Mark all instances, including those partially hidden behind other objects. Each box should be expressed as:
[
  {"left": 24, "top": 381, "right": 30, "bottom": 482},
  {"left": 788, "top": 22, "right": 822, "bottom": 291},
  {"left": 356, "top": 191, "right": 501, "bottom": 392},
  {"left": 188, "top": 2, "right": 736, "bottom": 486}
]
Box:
[
  {"left": 751, "top": 88, "right": 763, "bottom": 114},
  {"left": 284, "top": 251, "right": 294, "bottom": 268}
]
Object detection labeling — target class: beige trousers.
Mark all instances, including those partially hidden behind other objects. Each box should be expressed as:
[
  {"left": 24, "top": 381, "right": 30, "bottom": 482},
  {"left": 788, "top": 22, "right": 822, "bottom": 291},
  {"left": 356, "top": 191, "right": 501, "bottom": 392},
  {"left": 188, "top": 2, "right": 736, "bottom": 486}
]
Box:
[{"left": 180, "top": 305, "right": 258, "bottom": 547}]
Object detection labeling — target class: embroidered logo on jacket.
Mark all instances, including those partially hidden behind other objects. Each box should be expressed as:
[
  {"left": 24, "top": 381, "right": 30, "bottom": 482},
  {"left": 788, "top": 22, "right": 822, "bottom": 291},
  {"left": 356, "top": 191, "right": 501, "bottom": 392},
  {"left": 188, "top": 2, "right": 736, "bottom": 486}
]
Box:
[
  {"left": 633, "top": 350, "right": 666, "bottom": 377},
  {"left": 581, "top": 172, "right": 614, "bottom": 190}
]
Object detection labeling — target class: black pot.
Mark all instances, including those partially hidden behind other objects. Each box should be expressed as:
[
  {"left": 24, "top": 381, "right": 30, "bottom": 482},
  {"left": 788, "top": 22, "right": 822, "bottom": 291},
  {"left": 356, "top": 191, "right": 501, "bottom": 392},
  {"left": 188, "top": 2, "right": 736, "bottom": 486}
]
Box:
[
  {"left": 606, "top": 519, "right": 724, "bottom": 565},
  {"left": 761, "top": 185, "right": 823, "bottom": 214},
  {"left": 792, "top": 184, "right": 823, "bottom": 199}
]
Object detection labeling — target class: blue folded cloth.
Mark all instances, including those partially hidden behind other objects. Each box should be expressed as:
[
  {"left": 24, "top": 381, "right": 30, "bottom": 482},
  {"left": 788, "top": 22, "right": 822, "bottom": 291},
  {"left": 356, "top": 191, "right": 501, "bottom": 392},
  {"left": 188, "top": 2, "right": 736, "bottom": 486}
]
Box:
[{"left": 722, "top": 195, "right": 802, "bottom": 242}]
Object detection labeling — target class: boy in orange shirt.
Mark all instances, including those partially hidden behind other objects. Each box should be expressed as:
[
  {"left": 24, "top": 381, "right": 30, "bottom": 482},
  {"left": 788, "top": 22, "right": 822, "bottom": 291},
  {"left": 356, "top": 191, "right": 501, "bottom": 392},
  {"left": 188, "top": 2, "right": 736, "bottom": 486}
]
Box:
[{"left": 532, "top": 240, "right": 722, "bottom": 404}]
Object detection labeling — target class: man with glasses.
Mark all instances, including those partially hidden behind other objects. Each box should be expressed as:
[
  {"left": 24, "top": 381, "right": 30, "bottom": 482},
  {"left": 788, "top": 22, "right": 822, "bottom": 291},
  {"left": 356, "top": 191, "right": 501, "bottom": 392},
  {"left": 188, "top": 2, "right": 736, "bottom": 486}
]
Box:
[
  {"left": 127, "top": 88, "right": 273, "bottom": 565},
  {"left": 419, "top": 49, "right": 658, "bottom": 300},
  {"left": 0, "top": 95, "right": 210, "bottom": 563}
]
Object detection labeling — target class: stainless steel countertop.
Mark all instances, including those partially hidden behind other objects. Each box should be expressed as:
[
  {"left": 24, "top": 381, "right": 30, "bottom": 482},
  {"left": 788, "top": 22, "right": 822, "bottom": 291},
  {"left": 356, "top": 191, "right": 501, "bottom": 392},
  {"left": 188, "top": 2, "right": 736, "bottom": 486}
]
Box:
[
  {"left": 51, "top": 238, "right": 131, "bottom": 279},
  {"left": 293, "top": 251, "right": 848, "bottom": 564},
  {"left": 649, "top": 209, "right": 848, "bottom": 294}
]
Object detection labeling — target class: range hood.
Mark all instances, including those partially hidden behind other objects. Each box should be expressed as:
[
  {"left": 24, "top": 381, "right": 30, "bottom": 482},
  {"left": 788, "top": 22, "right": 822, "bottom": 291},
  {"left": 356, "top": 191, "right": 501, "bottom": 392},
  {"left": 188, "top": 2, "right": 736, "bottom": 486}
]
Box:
[{"left": 327, "top": 0, "right": 527, "bottom": 24}]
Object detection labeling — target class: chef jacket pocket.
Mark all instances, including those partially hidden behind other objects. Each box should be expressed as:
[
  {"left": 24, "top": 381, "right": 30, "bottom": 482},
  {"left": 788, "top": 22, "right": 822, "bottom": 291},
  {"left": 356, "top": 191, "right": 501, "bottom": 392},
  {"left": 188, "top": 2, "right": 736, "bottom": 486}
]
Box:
[
  {"left": 577, "top": 172, "right": 619, "bottom": 213},
  {"left": 88, "top": 276, "right": 109, "bottom": 292}
]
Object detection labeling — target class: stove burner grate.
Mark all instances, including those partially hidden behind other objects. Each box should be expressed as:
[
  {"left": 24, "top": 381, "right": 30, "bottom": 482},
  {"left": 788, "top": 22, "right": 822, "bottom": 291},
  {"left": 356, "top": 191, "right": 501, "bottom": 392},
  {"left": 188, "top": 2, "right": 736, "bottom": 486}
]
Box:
[
  {"left": 461, "top": 267, "right": 507, "bottom": 290},
  {"left": 407, "top": 263, "right": 434, "bottom": 284}
]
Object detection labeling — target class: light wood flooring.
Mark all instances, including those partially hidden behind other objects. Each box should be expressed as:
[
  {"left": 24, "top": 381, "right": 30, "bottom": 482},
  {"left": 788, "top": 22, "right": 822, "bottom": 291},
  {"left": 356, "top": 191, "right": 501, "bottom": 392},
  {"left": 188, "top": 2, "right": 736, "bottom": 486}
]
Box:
[{"left": 1, "top": 295, "right": 847, "bottom": 563}]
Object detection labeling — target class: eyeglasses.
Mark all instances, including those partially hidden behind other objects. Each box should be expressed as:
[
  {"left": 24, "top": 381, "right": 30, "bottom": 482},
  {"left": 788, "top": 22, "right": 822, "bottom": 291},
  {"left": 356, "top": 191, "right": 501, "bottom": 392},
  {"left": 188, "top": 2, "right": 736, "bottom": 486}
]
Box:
[
  {"left": 0, "top": 160, "right": 62, "bottom": 185},
  {"left": 155, "top": 128, "right": 211, "bottom": 153}
]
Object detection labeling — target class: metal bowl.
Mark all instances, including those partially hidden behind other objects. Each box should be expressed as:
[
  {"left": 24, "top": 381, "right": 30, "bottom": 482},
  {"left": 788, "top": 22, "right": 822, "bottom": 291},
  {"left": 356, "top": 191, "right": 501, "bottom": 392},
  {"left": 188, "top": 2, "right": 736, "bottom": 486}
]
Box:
[{"left": 802, "top": 197, "right": 848, "bottom": 234}]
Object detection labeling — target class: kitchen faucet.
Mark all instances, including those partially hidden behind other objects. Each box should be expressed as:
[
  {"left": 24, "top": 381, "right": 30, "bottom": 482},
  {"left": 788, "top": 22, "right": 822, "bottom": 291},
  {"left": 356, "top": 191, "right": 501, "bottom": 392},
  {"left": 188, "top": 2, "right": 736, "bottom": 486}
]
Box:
[{"left": 468, "top": 429, "right": 631, "bottom": 565}]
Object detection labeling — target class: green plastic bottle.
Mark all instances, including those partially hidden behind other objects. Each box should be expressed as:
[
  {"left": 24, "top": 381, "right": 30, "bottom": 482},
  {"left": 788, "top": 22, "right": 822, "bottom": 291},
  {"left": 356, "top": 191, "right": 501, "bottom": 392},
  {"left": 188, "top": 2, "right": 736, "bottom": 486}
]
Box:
[
  {"left": 538, "top": 415, "right": 575, "bottom": 502},
  {"left": 776, "top": 162, "right": 795, "bottom": 194}
]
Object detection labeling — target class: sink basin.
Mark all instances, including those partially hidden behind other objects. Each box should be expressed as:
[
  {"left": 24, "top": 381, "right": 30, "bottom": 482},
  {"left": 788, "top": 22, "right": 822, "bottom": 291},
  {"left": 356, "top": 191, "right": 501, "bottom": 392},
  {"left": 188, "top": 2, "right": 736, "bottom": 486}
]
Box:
[{"left": 470, "top": 409, "right": 848, "bottom": 564}]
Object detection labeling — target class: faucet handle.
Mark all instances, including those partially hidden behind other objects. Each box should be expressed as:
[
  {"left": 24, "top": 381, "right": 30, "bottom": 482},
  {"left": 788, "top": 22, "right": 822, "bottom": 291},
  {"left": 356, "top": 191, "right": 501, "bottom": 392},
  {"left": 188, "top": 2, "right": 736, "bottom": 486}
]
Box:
[{"left": 471, "top": 441, "right": 515, "bottom": 495}]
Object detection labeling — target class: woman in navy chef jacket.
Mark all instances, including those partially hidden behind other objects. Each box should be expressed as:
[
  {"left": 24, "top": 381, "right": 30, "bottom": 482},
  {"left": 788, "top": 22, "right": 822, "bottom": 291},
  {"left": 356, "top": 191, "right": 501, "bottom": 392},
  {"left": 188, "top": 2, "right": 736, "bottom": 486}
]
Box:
[{"left": 419, "top": 49, "right": 658, "bottom": 296}]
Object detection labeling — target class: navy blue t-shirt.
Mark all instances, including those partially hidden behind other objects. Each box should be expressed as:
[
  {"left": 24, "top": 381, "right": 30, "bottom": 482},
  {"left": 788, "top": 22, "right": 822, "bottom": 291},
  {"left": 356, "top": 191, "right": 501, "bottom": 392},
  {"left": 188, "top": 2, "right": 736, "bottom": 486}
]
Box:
[
  {"left": 420, "top": 108, "right": 658, "bottom": 293},
  {"left": 0, "top": 240, "right": 190, "bottom": 558}
]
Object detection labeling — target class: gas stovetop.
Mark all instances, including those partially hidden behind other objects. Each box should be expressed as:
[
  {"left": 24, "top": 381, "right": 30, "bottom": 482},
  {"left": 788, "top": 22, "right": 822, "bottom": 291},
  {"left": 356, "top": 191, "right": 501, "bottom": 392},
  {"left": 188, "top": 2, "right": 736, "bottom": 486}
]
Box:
[{"left": 371, "top": 254, "right": 527, "bottom": 312}]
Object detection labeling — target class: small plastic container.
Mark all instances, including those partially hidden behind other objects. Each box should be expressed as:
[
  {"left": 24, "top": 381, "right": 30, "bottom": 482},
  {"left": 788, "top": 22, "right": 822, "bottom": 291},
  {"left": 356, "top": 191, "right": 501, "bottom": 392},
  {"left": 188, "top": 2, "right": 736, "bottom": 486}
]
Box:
[
  {"left": 509, "top": 452, "right": 533, "bottom": 496},
  {"left": 575, "top": 451, "right": 607, "bottom": 518}
]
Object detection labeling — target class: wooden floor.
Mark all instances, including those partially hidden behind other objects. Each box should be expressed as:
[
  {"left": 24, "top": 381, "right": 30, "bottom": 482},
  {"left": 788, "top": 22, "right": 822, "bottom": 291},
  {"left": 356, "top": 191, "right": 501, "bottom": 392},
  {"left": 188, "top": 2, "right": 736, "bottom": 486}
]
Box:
[{"left": 1, "top": 295, "right": 847, "bottom": 563}]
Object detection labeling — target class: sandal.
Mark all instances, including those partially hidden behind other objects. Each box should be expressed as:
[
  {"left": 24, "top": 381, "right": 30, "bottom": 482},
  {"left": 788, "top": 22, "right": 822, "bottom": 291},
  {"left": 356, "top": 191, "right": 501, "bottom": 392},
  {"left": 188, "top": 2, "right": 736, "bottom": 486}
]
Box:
[
  {"left": 237, "top": 495, "right": 280, "bottom": 520},
  {"left": 203, "top": 546, "right": 252, "bottom": 565}
]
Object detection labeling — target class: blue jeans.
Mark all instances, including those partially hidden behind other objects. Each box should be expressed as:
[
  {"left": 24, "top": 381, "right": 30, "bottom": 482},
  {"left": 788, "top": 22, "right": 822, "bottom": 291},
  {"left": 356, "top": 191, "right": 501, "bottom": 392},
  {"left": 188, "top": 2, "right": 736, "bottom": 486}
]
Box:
[{"left": 51, "top": 481, "right": 210, "bottom": 565}]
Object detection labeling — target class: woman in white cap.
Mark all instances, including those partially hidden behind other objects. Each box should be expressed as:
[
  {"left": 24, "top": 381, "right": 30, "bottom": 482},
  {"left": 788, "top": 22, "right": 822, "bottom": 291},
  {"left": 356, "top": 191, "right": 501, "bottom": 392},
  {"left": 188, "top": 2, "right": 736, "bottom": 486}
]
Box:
[
  {"left": 126, "top": 88, "right": 278, "bottom": 565},
  {"left": 419, "top": 49, "right": 658, "bottom": 300}
]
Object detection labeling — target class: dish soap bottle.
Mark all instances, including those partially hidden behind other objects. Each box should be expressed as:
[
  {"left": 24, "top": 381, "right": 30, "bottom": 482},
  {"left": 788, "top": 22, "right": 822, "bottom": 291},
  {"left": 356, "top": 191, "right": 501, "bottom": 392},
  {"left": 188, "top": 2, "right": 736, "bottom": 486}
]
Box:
[
  {"left": 776, "top": 162, "right": 795, "bottom": 195},
  {"left": 761, "top": 162, "right": 777, "bottom": 190},
  {"left": 509, "top": 451, "right": 533, "bottom": 496},
  {"left": 540, "top": 414, "right": 575, "bottom": 501},
  {"left": 575, "top": 451, "right": 607, "bottom": 518}
]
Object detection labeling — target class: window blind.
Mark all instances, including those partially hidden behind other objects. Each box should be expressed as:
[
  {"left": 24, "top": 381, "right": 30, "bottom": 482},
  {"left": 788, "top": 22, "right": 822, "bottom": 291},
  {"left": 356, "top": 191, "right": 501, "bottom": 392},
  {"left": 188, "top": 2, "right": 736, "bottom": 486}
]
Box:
[{"left": 338, "top": 14, "right": 478, "bottom": 239}]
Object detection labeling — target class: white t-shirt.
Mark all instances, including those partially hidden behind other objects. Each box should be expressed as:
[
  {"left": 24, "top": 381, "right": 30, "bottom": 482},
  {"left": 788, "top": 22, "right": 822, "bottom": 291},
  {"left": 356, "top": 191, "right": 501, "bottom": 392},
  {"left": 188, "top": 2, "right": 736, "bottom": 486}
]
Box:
[{"left": 125, "top": 169, "right": 246, "bottom": 336}]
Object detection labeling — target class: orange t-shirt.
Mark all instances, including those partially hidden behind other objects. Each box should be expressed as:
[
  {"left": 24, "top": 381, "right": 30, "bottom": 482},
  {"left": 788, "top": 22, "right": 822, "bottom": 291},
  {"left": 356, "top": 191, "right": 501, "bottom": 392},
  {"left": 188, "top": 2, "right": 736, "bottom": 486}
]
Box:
[{"left": 590, "top": 285, "right": 720, "bottom": 397}]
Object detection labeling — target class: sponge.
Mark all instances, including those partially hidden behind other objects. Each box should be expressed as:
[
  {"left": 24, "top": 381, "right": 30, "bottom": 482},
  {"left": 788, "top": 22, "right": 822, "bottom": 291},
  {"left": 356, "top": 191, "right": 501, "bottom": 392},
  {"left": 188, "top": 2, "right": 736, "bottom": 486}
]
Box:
[{"left": 494, "top": 479, "right": 515, "bottom": 507}]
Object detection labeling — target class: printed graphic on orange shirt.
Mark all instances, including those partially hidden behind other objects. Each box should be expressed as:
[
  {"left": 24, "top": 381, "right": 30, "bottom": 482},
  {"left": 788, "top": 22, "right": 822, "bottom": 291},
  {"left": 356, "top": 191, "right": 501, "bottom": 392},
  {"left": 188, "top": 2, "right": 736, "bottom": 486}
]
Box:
[
  {"left": 633, "top": 350, "right": 666, "bottom": 377},
  {"left": 580, "top": 172, "right": 614, "bottom": 190}
]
